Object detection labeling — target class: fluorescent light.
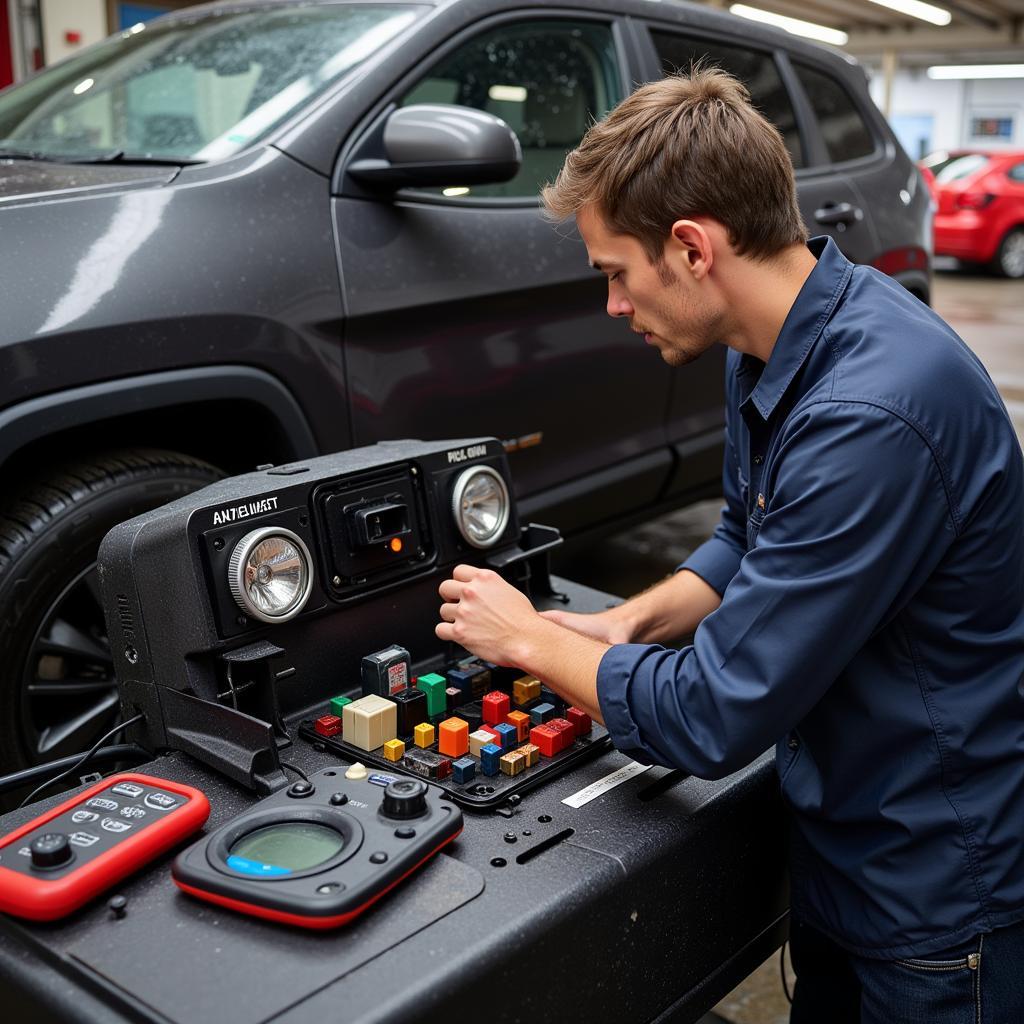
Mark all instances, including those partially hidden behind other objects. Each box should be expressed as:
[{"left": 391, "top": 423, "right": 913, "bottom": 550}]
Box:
[
  {"left": 865, "top": 0, "right": 950, "bottom": 26},
  {"left": 928, "top": 64, "right": 1024, "bottom": 79},
  {"left": 442, "top": 186, "right": 470, "bottom": 197},
  {"left": 129, "top": 22, "right": 146, "bottom": 34},
  {"left": 729, "top": 5, "right": 848, "bottom": 45},
  {"left": 488, "top": 85, "right": 527, "bottom": 103},
  {"left": 72, "top": 78, "right": 94, "bottom": 95}
]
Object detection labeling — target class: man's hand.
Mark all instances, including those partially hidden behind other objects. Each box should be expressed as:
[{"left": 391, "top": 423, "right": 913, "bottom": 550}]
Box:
[{"left": 437, "top": 565, "right": 542, "bottom": 666}]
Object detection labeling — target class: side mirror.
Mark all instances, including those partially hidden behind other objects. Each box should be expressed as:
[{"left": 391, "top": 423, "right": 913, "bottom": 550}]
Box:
[{"left": 348, "top": 104, "right": 522, "bottom": 190}]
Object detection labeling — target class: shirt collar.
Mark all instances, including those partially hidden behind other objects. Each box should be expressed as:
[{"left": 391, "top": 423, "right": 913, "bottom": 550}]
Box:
[{"left": 741, "top": 235, "right": 854, "bottom": 422}]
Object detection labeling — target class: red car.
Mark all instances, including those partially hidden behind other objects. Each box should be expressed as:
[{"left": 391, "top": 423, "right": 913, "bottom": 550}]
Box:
[{"left": 922, "top": 149, "right": 1024, "bottom": 277}]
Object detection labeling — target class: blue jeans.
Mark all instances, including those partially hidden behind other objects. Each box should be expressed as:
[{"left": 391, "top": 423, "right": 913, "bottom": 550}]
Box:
[{"left": 789, "top": 917, "right": 1024, "bottom": 1023}]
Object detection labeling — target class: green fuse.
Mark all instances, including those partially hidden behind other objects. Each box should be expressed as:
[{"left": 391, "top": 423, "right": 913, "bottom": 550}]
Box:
[
  {"left": 330, "top": 694, "right": 352, "bottom": 718},
  {"left": 416, "top": 673, "right": 447, "bottom": 717}
]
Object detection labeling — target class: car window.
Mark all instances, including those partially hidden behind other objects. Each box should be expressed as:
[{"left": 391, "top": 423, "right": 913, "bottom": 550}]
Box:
[
  {"left": 0, "top": 5, "right": 422, "bottom": 163},
  {"left": 1008, "top": 162, "right": 1024, "bottom": 183},
  {"left": 790, "top": 63, "right": 875, "bottom": 165},
  {"left": 648, "top": 31, "right": 803, "bottom": 170},
  {"left": 936, "top": 153, "right": 990, "bottom": 183},
  {"left": 400, "top": 20, "right": 623, "bottom": 199}
]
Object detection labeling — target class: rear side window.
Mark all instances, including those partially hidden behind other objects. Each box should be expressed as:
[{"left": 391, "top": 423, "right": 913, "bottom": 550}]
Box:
[
  {"left": 1008, "top": 162, "right": 1024, "bottom": 183},
  {"left": 936, "top": 153, "right": 990, "bottom": 183},
  {"left": 791, "top": 63, "right": 875, "bottom": 165},
  {"left": 400, "top": 21, "right": 623, "bottom": 199},
  {"left": 649, "top": 31, "right": 803, "bottom": 169}
]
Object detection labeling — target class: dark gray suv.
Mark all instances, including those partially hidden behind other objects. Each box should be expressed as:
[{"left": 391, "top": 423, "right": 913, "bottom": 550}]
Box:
[{"left": 0, "top": 0, "right": 931, "bottom": 773}]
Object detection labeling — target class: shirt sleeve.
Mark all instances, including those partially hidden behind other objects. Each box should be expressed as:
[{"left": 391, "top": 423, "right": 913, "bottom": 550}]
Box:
[
  {"left": 597, "top": 401, "right": 955, "bottom": 778},
  {"left": 679, "top": 357, "right": 747, "bottom": 596}
]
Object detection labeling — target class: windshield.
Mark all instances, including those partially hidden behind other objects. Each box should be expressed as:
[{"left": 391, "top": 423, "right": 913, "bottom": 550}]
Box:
[
  {"left": 935, "top": 153, "right": 990, "bottom": 184},
  {"left": 0, "top": 3, "right": 420, "bottom": 163}
]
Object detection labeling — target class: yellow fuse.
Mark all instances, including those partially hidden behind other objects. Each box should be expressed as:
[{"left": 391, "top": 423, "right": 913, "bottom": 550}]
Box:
[
  {"left": 500, "top": 751, "right": 526, "bottom": 776},
  {"left": 516, "top": 743, "right": 540, "bottom": 768},
  {"left": 413, "top": 722, "right": 435, "bottom": 748},
  {"left": 513, "top": 675, "right": 542, "bottom": 706},
  {"left": 383, "top": 739, "right": 405, "bottom": 762}
]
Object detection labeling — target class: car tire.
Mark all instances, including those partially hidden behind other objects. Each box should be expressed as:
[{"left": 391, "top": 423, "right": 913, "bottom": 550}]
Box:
[
  {"left": 992, "top": 226, "right": 1024, "bottom": 279},
  {"left": 0, "top": 449, "right": 222, "bottom": 774}
]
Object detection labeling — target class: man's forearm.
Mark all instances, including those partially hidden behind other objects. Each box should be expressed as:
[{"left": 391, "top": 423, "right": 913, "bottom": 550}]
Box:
[{"left": 611, "top": 569, "right": 722, "bottom": 644}]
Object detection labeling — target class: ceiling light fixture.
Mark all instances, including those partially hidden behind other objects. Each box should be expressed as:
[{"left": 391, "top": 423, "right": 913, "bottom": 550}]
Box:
[
  {"left": 927, "top": 64, "right": 1024, "bottom": 79},
  {"left": 864, "top": 0, "right": 951, "bottom": 26},
  {"left": 728, "top": 5, "right": 849, "bottom": 46}
]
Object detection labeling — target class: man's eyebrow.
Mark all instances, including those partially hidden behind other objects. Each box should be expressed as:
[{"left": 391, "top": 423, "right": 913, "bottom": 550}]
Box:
[{"left": 590, "top": 260, "right": 616, "bottom": 272}]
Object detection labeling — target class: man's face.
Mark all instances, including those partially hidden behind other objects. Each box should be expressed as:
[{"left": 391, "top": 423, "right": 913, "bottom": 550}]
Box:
[{"left": 576, "top": 205, "right": 722, "bottom": 368}]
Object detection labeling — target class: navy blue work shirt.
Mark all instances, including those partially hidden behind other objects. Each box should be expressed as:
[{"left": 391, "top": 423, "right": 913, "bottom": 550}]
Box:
[{"left": 597, "top": 236, "right": 1024, "bottom": 959}]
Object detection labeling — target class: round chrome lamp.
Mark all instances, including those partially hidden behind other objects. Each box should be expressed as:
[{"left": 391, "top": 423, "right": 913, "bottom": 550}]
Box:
[
  {"left": 227, "top": 527, "right": 313, "bottom": 624},
  {"left": 451, "top": 466, "right": 510, "bottom": 549}
]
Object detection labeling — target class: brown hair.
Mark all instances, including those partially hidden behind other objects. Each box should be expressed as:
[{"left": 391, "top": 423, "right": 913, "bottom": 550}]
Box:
[{"left": 542, "top": 66, "right": 808, "bottom": 263}]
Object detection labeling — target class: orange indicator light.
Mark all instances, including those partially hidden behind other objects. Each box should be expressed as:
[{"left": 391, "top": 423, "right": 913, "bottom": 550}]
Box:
[{"left": 389, "top": 537, "right": 403, "bottom": 553}]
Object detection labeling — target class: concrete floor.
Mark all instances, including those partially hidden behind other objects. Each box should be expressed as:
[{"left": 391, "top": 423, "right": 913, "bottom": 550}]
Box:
[{"left": 553, "top": 265, "right": 1024, "bottom": 1024}]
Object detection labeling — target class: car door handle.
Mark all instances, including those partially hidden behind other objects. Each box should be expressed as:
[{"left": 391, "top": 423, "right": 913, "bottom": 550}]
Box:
[{"left": 814, "top": 201, "right": 864, "bottom": 226}]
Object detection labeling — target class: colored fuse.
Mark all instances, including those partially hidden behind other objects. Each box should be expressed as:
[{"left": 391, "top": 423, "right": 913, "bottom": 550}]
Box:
[
  {"left": 506, "top": 710, "right": 530, "bottom": 743},
  {"left": 438, "top": 717, "right": 469, "bottom": 758},
  {"left": 513, "top": 676, "right": 542, "bottom": 706},
  {"left": 314, "top": 714, "right": 343, "bottom": 738},
  {"left": 480, "top": 743, "right": 502, "bottom": 776},
  {"left": 469, "top": 729, "right": 495, "bottom": 758},
  {"left": 548, "top": 718, "right": 576, "bottom": 753},
  {"left": 436, "top": 756, "right": 453, "bottom": 781},
  {"left": 447, "top": 665, "right": 490, "bottom": 700},
  {"left": 383, "top": 739, "right": 405, "bottom": 762},
  {"left": 530, "top": 702, "right": 556, "bottom": 726},
  {"left": 479, "top": 725, "right": 501, "bottom": 746},
  {"left": 329, "top": 695, "right": 352, "bottom": 718},
  {"left": 414, "top": 722, "right": 435, "bottom": 748},
  {"left": 482, "top": 691, "right": 511, "bottom": 725},
  {"left": 566, "top": 706, "right": 592, "bottom": 737},
  {"left": 500, "top": 751, "right": 526, "bottom": 776},
  {"left": 403, "top": 748, "right": 446, "bottom": 778},
  {"left": 493, "top": 722, "right": 517, "bottom": 751},
  {"left": 392, "top": 688, "right": 427, "bottom": 737},
  {"left": 446, "top": 686, "right": 465, "bottom": 711},
  {"left": 530, "top": 724, "right": 560, "bottom": 758},
  {"left": 361, "top": 645, "right": 411, "bottom": 698},
  {"left": 516, "top": 743, "right": 540, "bottom": 768},
  {"left": 452, "top": 756, "right": 476, "bottom": 784},
  {"left": 416, "top": 672, "right": 448, "bottom": 717},
  {"left": 342, "top": 695, "right": 398, "bottom": 752}
]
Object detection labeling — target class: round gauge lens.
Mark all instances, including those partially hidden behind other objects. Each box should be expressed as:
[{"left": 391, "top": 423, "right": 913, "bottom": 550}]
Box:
[
  {"left": 229, "top": 822, "right": 344, "bottom": 872},
  {"left": 452, "top": 467, "right": 510, "bottom": 549},
  {"left": 228, "top": 528, "right": 313, "bottom": 623}
]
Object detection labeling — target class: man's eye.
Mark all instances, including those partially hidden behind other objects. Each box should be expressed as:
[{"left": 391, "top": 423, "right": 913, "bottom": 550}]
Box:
[{"left": 609, "top": 272, "right": 620, "bottom": 283}]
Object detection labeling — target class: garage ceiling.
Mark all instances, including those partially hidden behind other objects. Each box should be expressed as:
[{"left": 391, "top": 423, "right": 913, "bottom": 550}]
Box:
[{"left": 704, "top": 0, "right": 1024, "bottom": 65}]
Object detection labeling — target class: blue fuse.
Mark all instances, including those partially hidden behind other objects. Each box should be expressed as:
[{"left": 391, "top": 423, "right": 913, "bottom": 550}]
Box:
[
  {"left": 480, "top": 743, "right": 502, "bottom": 776},
  {"left": 452, "top": 756, "right": 476, "bottom": 784},
  {"left": 493, "top": 722, "right": 517, "bottom": 751},
  {"left": 530, "top": 702, "right": 556, "bottom": 726}
]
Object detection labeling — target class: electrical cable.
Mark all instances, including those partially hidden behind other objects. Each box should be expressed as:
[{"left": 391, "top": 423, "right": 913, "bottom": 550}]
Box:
[
  {"left": 0, "top": 744, "right": 148, "bottom": 798},
  {"left": 18, "top": 714, "right": 145, "bottom": 809},
  {"left": 280, "top": 762, "right": 309, "bottom": 784},
  {"left": 780, "top": 940, "right": 793, "bottom": 1004}
]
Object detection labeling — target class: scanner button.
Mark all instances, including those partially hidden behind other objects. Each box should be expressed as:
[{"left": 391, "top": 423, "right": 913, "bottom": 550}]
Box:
[
  {"left": 394, "top": 827, "right": 416, "bottom": 840},
  {"left": 316, "top": 882, "right": 344, "bottom": 895},
  {"left": 111, "top": 783, "right": 144, "bottom": 799},
  {"left": 369, "top": 852, "right": 388, "bottom": 864},
  {"left": 144, "top": 792, "right": 179, "bottom": 811},
  {"left": 329, "top": 793, "right": 348, "bottom": 806}
]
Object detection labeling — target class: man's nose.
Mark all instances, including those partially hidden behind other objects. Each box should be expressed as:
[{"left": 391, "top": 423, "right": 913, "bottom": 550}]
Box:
[{"left": 607, "top": 285, "right": 633, "bottom": 318}]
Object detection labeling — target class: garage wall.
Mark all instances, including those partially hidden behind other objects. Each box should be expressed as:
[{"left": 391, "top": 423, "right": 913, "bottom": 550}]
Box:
[
  {"left": 41, "top": 0, "right": 106, "bottom": 64},
  {"left": 871, "top": 69, "right": 1024, "bottom": 156}
]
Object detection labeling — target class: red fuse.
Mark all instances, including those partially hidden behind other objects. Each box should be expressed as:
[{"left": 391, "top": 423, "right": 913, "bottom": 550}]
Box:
[
  {"left": 530, "top": 724, "right": 559, "bottom": 758},
  {"left": 314, "top": 714, "right": 342, "bottom": 738},
  {"left": 566, "top": 707, "right": 592, "bottom": 738},
  {"left": 436, "top": 756, "right": 453, "bottom": 780},
  {"left": 548, "top": 718, "right": 575, "bottom": 753},
  {"left": 482, "top": 691, "right": 511, "bottom": 725}
]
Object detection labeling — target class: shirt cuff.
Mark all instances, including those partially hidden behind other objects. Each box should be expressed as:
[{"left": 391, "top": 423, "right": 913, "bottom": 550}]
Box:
[
  {"left": 596, "top": 644, "right": 658, "bottom": 764},
  {"left": 678, "top": 536, "right": 743, "bottom": 597}
]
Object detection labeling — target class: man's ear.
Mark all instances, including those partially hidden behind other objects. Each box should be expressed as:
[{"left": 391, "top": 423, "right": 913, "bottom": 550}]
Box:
[{"left": 668, "top": 220, "right": 714, "bottom": 280}]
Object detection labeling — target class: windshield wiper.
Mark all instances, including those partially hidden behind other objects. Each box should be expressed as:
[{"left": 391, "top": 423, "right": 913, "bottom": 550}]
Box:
[{"left": 0, "top": 145, "right": 198, "bottom": 166}]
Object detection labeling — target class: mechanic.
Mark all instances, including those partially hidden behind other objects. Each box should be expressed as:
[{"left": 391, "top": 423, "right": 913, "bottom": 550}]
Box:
[{"left": 436, "top": 69, "right": 1024, "bottom": 1023}]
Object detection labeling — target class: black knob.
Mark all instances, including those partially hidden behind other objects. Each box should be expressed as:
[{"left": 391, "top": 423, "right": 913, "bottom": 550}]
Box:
[
  {"left": 31, "top": 832, "right": 72, "bottom": 870},
  {"left": 380, "top": 779, "right": 428, "bottom": 820}
]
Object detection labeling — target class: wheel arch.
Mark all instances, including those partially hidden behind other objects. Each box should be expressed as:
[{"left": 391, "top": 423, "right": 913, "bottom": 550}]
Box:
[{"left": 0, "top": 366, "right": 321, "bottom": 486}]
